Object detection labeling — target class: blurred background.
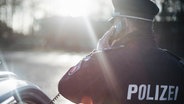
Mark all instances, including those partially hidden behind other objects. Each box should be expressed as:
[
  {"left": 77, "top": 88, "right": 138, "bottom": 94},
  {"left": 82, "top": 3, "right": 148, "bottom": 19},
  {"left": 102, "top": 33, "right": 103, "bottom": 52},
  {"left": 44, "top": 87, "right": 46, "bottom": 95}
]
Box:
[
  {"left": 0, "top": 0, "right": 114, "bottom": 52},
  {"left": 0, "top": 0, "right": 183, "bottom": 54},
  {"left": 0, "top": 0, "right": 184, "bottom": 103}
]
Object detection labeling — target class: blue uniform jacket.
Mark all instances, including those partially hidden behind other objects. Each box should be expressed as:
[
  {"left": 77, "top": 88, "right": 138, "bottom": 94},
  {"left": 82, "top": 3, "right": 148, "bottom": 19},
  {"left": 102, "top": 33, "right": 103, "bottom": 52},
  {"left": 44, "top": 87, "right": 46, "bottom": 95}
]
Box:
[{"left": 58, "top": 31, "right": 184, "bottom": 104}]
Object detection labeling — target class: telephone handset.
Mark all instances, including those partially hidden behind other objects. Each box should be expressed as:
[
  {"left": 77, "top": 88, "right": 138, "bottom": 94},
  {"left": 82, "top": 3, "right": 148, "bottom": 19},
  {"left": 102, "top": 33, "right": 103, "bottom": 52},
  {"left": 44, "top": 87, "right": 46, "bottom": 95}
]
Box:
[{"left": 109, "top": 17, "right": 126, "bottom": 46}]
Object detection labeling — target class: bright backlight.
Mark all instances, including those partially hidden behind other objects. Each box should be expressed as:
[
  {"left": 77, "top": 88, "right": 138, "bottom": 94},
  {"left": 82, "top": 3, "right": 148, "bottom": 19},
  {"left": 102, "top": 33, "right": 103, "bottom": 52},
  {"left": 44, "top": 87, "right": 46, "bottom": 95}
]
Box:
[{"left": 42, "top": 0, "right": 97, "bottom": 17}]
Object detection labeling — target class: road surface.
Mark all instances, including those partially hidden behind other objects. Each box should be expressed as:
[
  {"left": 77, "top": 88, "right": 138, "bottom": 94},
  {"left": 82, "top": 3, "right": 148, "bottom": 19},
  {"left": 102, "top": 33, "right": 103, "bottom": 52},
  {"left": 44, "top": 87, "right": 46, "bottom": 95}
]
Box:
[{"left": 1, "top": 50, "right": 86, "bottom": 104}]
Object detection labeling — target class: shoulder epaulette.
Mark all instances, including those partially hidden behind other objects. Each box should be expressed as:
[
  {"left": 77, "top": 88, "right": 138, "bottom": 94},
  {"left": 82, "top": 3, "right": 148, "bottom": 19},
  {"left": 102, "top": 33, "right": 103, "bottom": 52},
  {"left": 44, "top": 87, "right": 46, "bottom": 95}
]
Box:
[{"left": 160, "top": 48, "right": 184, "bottom": 67}]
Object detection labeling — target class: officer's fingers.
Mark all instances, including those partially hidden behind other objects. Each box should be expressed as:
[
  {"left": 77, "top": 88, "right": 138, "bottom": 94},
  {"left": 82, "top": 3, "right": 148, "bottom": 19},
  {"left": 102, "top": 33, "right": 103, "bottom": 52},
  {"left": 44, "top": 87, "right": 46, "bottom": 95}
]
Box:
[
  {"left": 97, "top": 26, "right": 115, "bottom": 50},
  {"left": 102, "top": 26, "right": 116, "bottom": 40},
  {"left": 81, "top": 96, "right": 93, "bottom": 104}
]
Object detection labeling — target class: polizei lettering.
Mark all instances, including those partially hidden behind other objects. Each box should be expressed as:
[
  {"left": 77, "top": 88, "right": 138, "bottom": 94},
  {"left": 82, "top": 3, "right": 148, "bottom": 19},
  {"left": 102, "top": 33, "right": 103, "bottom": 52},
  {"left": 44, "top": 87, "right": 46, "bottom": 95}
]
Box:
[{"left": 127, "top": 84, "right": 179, "bottom": 101}]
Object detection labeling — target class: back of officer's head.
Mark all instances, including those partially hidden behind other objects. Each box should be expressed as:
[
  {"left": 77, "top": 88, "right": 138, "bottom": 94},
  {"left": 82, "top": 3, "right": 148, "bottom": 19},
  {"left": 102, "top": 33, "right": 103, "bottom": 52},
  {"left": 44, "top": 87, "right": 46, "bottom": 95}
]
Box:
[{"left": 112, "top": 0, "right": 159, "bottom": 31}]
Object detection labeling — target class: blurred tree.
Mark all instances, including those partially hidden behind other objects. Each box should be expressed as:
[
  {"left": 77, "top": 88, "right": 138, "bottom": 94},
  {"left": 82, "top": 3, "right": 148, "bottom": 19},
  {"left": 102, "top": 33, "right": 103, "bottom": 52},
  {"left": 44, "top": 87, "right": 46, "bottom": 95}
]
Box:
[
  {"left": 176, "top": 0, "right": 184, "bottom": 21},
  {"left": 11, "top": 0, "right": 22, "bottom": 16},
  {"left": 0, "top": 0, "right": 22, "bottom": 28},
  {"left": 0, "top": 0, "right": 6, "bottom": 7},
  {"left": 157, "top": 0, "right": 184, "bottom": 22},
  {"left": 0, "top": 0, "right": 45, "bottom": 35},
  {"left": 0, "top": 0, "right": 22, "bottom": 48},
  {"left": 29, "top": 0, "right": 42, "bottom": 35}
]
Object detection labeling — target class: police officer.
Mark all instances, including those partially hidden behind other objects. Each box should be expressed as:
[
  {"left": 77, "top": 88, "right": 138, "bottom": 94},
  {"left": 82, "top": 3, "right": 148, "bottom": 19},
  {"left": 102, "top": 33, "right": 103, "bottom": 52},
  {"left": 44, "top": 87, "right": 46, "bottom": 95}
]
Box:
[{"left": 58, "top": 0, "right": 184, "bottom": 104}]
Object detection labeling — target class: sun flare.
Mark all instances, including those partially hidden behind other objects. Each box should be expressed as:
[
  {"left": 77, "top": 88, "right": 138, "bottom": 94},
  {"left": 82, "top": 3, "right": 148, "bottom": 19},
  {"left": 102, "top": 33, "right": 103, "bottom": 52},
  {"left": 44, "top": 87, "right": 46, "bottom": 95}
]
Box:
[
  {"left": 12, "top": 0, "right": 113, "bottom": 34},
  {"left": 43, "top": 0, "right": 98, "bottom": 17}
]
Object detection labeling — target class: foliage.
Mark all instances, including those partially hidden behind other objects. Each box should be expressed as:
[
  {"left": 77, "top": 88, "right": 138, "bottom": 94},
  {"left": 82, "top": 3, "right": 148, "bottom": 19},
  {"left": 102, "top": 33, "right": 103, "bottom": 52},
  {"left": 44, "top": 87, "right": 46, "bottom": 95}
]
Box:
[{"left": 157, "top": 0, "right": 184, "bottom": 22}]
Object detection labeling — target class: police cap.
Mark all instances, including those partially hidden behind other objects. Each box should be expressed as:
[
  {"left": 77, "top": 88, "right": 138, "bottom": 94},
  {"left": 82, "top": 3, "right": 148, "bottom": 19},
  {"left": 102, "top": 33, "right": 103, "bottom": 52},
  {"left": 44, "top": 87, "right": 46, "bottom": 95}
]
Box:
[{"left": 112, "top": 0, "right": 159, "bottom": 20}]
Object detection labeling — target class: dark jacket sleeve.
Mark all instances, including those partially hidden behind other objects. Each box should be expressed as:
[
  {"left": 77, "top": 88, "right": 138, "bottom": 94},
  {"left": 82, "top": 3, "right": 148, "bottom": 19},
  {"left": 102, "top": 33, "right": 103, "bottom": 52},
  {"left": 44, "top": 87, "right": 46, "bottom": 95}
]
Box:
[{"left": 58, "top": 51, "right": 106, "bottom": 103}]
